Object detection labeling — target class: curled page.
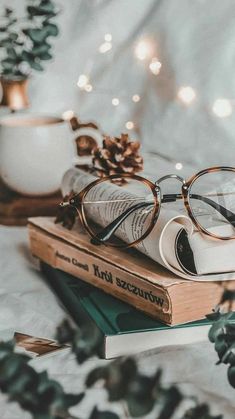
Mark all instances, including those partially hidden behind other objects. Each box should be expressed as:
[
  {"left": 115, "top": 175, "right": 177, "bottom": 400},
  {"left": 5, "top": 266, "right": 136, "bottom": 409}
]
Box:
[{"left": 61, "top": 168, "right": 235, "bottom": 282}]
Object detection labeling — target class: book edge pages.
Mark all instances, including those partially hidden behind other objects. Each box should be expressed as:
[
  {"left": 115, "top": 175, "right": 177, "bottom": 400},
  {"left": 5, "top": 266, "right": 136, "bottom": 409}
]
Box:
[{"left": 105, "top": 324, "right": 210, "bottom": 359}]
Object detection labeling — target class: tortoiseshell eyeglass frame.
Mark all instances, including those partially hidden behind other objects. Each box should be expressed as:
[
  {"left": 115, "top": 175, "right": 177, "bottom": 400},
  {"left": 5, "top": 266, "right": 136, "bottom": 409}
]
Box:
[{"left": 61, "top": 166, "right": 235, "bottom": 248}]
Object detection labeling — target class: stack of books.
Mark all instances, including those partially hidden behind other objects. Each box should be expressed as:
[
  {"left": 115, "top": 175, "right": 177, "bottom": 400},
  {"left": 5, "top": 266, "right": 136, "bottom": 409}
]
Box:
[{"left": 28, "top": 216, "right": 235, "bottom": 358}]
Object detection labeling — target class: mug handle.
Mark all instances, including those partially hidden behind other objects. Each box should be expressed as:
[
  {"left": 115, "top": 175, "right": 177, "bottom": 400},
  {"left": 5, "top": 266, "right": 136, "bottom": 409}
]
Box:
[{"left": 71, "top": 126, "right": 104, "bottom": 166}]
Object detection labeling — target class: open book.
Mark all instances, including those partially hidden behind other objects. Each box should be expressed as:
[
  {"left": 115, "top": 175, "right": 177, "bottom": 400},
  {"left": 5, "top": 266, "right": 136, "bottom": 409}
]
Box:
[{"left": 61, "top": 168, "right": 235, "bottom": 281}]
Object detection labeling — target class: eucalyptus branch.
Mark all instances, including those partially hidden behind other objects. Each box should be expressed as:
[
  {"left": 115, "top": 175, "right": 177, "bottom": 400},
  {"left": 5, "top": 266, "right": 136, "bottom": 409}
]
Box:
[
  {"left": 0, "top": 317, "right": 224, "bottom": 419},
  {"left": 0, "top": 0, "right": 59, "bottom": 78},
  {"left": 208, "top": 288, "right": 235, "bottom": 389},
  {"left": 0, "top": 340, "right": 83, "bottom": 419},
  {"left": 57, "top": 318, "right": 222, "bottom": 419}
]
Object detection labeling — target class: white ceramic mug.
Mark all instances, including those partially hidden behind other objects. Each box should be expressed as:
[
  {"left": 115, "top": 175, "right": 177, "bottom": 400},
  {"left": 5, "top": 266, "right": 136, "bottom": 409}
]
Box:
[{"left": 0, "top": 113, "right": 102, "bottom": 196}]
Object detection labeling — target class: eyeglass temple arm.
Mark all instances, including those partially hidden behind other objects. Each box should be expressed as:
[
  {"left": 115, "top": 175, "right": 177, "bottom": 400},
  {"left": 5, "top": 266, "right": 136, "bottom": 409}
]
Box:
[
  {"left": 162, "top": 193, "right": 235, "bottom": 223},
  {"left": 90, "top": 201, "right": 151, "bottom": 245},
  {"left": 90, "top": 192, "right": 235, "bottom": 245}
]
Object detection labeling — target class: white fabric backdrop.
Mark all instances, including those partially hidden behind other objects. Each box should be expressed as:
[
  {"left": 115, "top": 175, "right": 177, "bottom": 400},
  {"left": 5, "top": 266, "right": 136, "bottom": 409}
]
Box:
[{"left": 4, "top": 0, "right": 234, "bottom": 169}]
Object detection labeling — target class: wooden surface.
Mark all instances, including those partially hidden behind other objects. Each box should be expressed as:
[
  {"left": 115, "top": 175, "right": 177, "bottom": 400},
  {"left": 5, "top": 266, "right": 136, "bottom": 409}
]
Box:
[{"left": 0, "top": 180, "right": 61, "bottom": 226}]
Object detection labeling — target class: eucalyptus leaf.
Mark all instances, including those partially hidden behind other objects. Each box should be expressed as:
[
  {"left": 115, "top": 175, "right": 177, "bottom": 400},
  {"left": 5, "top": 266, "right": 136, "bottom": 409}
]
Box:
[
  {"left": 127, "top": 397, "right": 154, "bottom": 417},
  {"left": 158, "top": 386, "right": 182, "bottom": 419},
  {"left": 89, "top": 407, "right": 120, "bottom": 419},
  {"left": 208, "top": 319, "right": 226, "bottom": 343},
  {"left": 63, "top": 392, "right": 85, "bottom": 408},
  {"left": 22, "top": 50, "right": 34, "bottom": 62},
  {"left": 221, "top": 344, "right": 235, "bottom": 365},
  {"left": 0, "top": 38, "right": 13, "bottom": 48},
  {"left": 0, "top": 341, "right": 14, "bottom": 360},
  {"left": 44, "top": 23, "right": 59, "bottom": 37},
  {"left": 6, "top": 47, "right": 17, "bottom": 60},
  {"left": 4, "top": 7, "right": 13, "bottom": 17},
  {"left": 38, "top": 52, "right": 52, "bottom": 60},
  {"left": 6, "top": 373, "right": 34, "bottom": 396},
  {"left": 23, "top": 28, "right": 48, "bottom": 44},
  {"left": 27, "top": 5, "right": 56, "bottom": 17},
  {"left": 39, "top": 1, "right": 56, "bottom": 14},
  {"left": 31, "top": 43, "right": 51, "bottom": 55},
  {"left": 214, "top": 335, "right": 228, "bottom": 360},
  {"left": 182, "top": 404, "right": 223, "bottom": 419},
  {"left": 1, "top": 59, "right": 15, "bottom": 70},
  {"left": 29, "top": 60, "right": 44, "bottom": 71},
  {"left": 86, "top": 366, "right": 107, "bottom": 387},
  {"left": 228, "top": 365, "right": 235, "bottom": 388}
]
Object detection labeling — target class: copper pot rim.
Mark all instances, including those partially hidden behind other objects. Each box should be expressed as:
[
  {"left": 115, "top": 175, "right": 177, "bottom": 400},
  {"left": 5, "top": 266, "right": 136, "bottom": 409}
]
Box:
[{"left": 0, "top": 75, "right": 29, "bottom": 83}]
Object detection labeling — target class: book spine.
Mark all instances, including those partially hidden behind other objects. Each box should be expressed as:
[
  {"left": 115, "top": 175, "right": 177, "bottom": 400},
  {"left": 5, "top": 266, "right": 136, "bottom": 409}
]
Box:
[{"left": 29, "top": 225, "right": 172, "bottom": 324}]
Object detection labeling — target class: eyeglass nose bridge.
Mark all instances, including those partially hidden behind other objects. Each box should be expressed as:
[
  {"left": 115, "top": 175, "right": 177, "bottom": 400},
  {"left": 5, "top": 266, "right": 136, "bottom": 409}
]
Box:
[{"left": 155, "top": 174, "right": 186, "bottom": 188}]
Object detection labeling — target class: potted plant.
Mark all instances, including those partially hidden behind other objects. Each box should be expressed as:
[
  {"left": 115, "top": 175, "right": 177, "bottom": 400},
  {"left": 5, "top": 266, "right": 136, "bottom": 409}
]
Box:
[{"left": 0, "top": 0, "right": 59, "bottom": 110}]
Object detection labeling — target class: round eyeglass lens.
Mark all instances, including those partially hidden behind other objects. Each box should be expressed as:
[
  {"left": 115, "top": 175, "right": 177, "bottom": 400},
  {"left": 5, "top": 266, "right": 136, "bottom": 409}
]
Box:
[
  {"left": 81, "top": 176, "right": 159, "bottom": 247},
  {"left": 188, "top": 169, "right": 235, "bottom": 238}
]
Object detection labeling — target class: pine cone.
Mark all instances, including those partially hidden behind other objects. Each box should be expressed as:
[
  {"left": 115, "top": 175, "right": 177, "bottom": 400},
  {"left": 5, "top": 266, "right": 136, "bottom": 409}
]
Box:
[{"left": 92, "top": 134, "right": 143, "bottom": 179}]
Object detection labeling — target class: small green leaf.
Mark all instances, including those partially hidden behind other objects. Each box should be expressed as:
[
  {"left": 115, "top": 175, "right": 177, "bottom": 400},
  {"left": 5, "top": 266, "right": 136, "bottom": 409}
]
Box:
[
  {"left": 228, "top": 365, "right": 235, "bottom": 388},
  {"left": 221, "top": 344, "right": 235, "bottom": 365},
  {"left": 23, "top": 28, "right": 48, "bottom": 44},
  {"left": 6, "top": 47, "right": 17, "bottom": 60},
  {"left": 89, "top": 407, "right": 120, "bottom": 419},
  {"left": 214, "top": 335, "right": 228, "bottom": 360},
  {"left": 1, "top": 59, "right": 15, "bottom": 70},
  {"left": 44, "top": 23, "right": 59, "bottom": 37},
  {"left": 63, "top": 392, "right": 85, "bottom": 408},
  {"left": 39, "top": 52, "right": 52, "bottom": 60},
  {"left": 4, "top": 7, "right": 13, "bottom": 17},
  {"left": 0, "top": 38, "right": 13, "bottom": 47},
  {"left": 29, "top": 60, "right": 44, "bottom": 71},
  {"left": 208, "top": 319, "right": 226, "bottom": 343},
  {"left": 39, "top": 1, "right": 56, "bottom": 14},
  {"left": 31, "top": 43, "right": 51, "bottom": 56}
]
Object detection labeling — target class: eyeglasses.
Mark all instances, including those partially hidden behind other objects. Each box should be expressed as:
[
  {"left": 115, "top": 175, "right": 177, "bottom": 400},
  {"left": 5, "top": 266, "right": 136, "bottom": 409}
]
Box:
[{"left": 60, "top": 166, "right": 235, "bottom": 248}]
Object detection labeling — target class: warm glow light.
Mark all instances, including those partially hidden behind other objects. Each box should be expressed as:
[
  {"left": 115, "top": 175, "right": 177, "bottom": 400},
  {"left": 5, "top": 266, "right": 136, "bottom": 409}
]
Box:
[
  {"left": 149, "top": 57, "right": 162, "bottom": 75},
  {"left": 77, "top": 74, "right": 89, "bottom": 88},
  {"left": 62, "top": 110, "right": 75, "bottom": 120},
  {"left": 132, "top": 94, "right": 140, "bottom": 102},
  {"left": 99, "top": 42, "right": 112, "bottom": 53},
  {"left": 135, "top": 39, "right": 154, "bottom": 61},
  {"left": 112, "top": 98, "right": 119, "bottom": 106},
  {"left": 125, "top": 121, "right": 134, "bottom": 130},
  {"left": 104, "top": 33, "right": 112, "bottom": 42},
  {"left": 175, "top": 162, "right": 183, "bottom": 170},
  {"left": 212, "top": 99, "right": 232, "bottom": 118},
  {"left": 85, "top": 84, "right": 93, "bottom": 92},
  {"left": 177, "top": 86, "right": 196, "bottom": 105}
]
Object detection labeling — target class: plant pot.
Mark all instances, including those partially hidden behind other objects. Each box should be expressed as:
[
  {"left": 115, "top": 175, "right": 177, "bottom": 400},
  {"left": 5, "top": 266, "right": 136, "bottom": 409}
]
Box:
[{"left": 0, "top": 77, "right": 29, "bottom": 110}]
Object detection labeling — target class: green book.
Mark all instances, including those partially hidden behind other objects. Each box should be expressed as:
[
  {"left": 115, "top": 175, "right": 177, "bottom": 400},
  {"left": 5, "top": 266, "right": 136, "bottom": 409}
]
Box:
[{"left": 41, "top": 262, "right": 228, "bottom": 359}]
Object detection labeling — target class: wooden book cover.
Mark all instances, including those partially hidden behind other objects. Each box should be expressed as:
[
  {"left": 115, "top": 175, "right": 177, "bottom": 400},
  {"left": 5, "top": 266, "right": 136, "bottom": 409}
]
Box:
[{"left": 28, "top": 217, "right": 235, "bottom": 325}]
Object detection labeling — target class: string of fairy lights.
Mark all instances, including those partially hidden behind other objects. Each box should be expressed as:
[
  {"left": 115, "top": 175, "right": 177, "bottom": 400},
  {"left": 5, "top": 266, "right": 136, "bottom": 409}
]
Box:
[
  {"left": 75, "top": 34, "right": 234, "bottom": 118},
  {"left": 64, "top": 34, "right": 234, "bottom": 171}
]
